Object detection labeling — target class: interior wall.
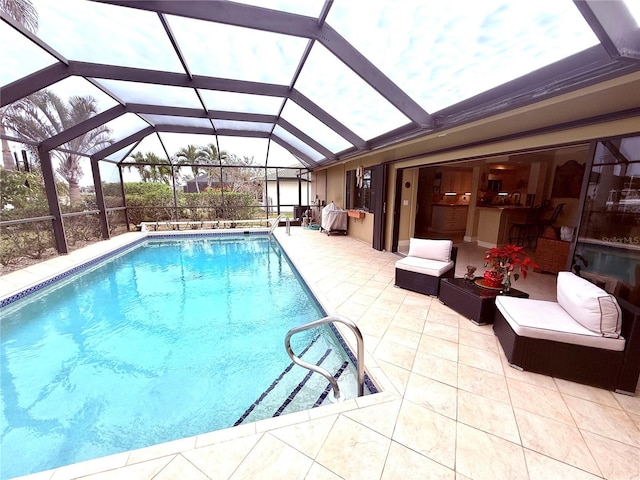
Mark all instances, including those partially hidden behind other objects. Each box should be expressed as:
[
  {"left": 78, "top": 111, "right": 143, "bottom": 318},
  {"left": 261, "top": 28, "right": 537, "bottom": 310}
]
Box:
[
  {"left": 396, "top": 168, "right": 419, "bottom": 248},
  {"left": 544, "top": 147, "right": 590, "bottom": 229}
]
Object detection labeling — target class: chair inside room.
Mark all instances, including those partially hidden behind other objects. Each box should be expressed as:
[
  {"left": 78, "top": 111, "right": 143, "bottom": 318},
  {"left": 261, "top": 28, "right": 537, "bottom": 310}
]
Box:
[
  {"left": 508, "top": 206, "right": 543, "bottom": 249},
  {"left": 538, "top": 202, "right": 565, "bottom": 230}
]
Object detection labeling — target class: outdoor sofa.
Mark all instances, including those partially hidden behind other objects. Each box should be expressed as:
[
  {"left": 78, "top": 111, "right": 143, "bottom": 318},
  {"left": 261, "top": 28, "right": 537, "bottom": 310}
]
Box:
[{"left": 493, "top": 271, "right": 640, "bottom": 394}]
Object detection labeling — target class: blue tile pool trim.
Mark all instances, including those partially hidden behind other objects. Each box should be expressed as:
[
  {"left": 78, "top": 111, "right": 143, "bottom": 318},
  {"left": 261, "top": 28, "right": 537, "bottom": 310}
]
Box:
[
  {"left": 328, "top": 322, "right": 378, "bottom": 394},
  {"left": 1, "top": 230, "right": 378, "bottom": 396},
  {"left": 234, "top": 334, "right": 323, "bottom": 426},
  {"left": 0, "top": 231, "right": 267, "bottom": 308},
  {"left": 275, "top": 348, "right": 334, "bottom": 416},
  {"left": 314, "top": 361, "right": 350, "bottom": 407}
]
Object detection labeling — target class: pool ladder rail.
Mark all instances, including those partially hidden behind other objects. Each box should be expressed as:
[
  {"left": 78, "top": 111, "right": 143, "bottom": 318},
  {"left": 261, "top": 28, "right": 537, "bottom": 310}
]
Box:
[
  {"left": 285, "top": 315, "right": 365, "bottom": 401},
  {"left": 269, "top": 214, "right": 290, "bottom": 235}
]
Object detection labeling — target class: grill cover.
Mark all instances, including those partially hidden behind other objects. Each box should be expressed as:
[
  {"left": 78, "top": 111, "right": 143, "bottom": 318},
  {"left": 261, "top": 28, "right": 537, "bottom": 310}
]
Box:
[{"left": 321, "top": 202, "right": 347, "bottom": 232}]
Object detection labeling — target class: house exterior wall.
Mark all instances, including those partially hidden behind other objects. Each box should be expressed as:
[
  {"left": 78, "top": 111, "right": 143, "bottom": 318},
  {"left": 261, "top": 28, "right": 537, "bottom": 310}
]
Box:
[
  {"left": 313, "top": 115, "right": 639, "bottom": 252},
  {"left": 265, "top": 180, "right": 310, "bottom": 214}
]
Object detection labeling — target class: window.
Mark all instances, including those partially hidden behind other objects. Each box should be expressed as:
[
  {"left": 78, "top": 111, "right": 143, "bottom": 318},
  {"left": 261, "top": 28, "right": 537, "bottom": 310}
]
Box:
[
  {"left": 346, "top": 167, "right": 372, "bottom": 211},
  {"left": 574, "top": 135, "right": 640, "bottom": 305}
]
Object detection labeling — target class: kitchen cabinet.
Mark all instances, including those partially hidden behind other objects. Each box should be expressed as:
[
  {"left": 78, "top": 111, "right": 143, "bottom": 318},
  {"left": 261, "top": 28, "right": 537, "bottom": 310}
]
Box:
[
  {"left": 441, "top": 170, "right": 472, "bottom": 193},
  {"left": 431, "top": 205, "right": 468, "bottom": 232}
]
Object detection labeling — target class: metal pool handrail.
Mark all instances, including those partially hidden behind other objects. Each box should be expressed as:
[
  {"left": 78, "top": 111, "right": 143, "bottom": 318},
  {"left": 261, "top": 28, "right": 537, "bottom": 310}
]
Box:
[
  {"left": 284, "top": 315, "right": 365, "bottom": 401},
  {"left": 269, "top": 214, "right": 290, "bottom": 235}
]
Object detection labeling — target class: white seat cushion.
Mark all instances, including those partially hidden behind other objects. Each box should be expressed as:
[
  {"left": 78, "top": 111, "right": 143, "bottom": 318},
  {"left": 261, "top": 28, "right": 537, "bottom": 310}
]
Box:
[
  {"left": 495, "top": 296, "right": 625, "bottom": 351},
  {"left": 395, "top": 256, "right": 454, "bottom": 277},
  {"left": 408, "top": 238, "right": 452, "bottom": 262},
  {"left": 556, "top": 271, "right": 622, "bottom": 338}
]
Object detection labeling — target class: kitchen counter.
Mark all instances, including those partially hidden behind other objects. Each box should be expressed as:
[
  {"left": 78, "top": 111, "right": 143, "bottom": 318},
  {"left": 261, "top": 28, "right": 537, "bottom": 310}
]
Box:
[
  {"left": 431, "top": 204, "right": 469, "bottom": 233},
  {"left": 476, "top": 206, "right": 529, "bottom": 247}
]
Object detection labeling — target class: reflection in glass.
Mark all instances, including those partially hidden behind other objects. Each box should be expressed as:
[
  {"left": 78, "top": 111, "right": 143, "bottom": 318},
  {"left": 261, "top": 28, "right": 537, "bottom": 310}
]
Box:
[{"left": 575, "top": 135, "right": 640, "bottom": 306}]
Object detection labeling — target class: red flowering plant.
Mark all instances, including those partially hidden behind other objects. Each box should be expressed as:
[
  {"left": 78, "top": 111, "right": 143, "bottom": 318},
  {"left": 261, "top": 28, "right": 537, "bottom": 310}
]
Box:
[{"left": 484, "top": 245, "right": 538, "bottom": 289}]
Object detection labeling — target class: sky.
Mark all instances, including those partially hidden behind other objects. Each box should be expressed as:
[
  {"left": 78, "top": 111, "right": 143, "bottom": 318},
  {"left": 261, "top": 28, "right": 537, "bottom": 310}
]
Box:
[{"left": 2, "top": 0, "right": 634, "bottom": 185}]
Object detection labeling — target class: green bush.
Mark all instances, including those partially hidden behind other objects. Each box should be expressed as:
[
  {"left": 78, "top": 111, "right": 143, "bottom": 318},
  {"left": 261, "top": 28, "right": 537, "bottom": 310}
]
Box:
[
  {"left": 0, "top": 222, "right": 55, "bottom": 266},
  {"left": 124, "top": 182, "right": 176, "bottom": 225}
]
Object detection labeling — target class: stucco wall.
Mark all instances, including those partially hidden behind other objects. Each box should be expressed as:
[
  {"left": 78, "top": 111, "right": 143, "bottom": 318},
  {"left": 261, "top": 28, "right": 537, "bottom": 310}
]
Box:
[
  {"left": 347, "top": 212, "right": 373, "bottom": 244},
  {"left": 311, "top": 114, "right": 639, "bottom": 252}
]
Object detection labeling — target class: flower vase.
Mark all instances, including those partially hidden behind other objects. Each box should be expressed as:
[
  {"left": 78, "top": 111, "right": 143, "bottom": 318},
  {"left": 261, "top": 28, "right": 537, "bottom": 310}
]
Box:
[
  {"left": 483, "top": 270, "right": 504, "bottom": 288},
  {"left": 503, "top": 272, "right": 511, "bottom": 292}
]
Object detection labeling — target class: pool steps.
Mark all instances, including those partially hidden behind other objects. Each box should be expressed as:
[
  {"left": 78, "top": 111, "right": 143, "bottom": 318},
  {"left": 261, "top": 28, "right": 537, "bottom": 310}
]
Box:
[{"left": 235, "top": 335, "right": 351, "bottom": 425}]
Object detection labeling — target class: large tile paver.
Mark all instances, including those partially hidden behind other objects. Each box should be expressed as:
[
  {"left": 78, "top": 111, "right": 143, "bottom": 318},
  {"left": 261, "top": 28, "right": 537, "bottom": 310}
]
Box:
[{"left": 6, "top": 228, "right": 640, "bottom": 480}]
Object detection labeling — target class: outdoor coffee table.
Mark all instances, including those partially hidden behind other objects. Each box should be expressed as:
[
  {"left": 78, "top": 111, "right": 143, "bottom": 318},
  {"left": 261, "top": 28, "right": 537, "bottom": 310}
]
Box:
[{"left": 438, "top": 277, "right": 529, "bottom": 325}]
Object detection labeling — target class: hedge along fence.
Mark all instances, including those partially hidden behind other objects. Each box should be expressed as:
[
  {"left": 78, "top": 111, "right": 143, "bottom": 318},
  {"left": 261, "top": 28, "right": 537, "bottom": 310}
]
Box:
[
  {"left": 0, "top": 182, "right": 264, "bottom": 268},
  {"left": 0, "top": 219, "right": 56, "bottom": 268},
  {"left": 121, "top": 182, "right": 263, "bottom": 226}
]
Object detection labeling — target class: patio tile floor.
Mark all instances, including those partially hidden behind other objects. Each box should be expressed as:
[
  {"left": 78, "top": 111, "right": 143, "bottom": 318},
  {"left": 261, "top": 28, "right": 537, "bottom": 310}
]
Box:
[{"left": 2, "top": 227, "right": 639, "bottom": 480}]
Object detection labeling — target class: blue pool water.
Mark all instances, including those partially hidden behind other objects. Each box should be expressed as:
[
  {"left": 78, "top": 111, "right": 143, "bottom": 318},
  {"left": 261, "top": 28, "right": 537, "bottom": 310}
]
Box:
[{"left": 0, "top": 234, "right": 355, "bottom": 479}]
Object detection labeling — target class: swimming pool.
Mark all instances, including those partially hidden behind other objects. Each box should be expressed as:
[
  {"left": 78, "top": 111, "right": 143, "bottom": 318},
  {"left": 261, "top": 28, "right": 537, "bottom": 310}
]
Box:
[{"left": 0, "top": 233, "right": 371, "bottom": 479}]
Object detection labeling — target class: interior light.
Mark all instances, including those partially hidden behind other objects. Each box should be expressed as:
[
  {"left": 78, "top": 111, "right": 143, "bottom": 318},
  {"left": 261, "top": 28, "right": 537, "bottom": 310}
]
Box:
[
  {"left": 465, "top": 192, "right": 471, "bottom": 196},
  {"left": 444, "top": 192, "right": 457, "bottom": 196},
  {"left": 498, "top": 192, "right": 508, "bottom": 196}
]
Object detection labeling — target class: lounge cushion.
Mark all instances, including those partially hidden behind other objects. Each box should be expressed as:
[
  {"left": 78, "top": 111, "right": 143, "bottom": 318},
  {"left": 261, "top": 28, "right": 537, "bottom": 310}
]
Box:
[
  {"left": 556, "top": 272, "right": 622, "bottom": 338},
  {"left": 408, "top": 238, "right": 452, "bottom": 263},
  {"left": 395, "top": 256, "right": 454, "bottom": 277},
  {"left": 495, "top": 296, "right": 626, "bottom": 351}
]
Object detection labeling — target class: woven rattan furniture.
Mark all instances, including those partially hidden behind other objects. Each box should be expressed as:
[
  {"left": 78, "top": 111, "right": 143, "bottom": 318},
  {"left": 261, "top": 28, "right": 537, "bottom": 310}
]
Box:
[
  {"left": 439, "top": 277, "right": 528, "bottom": 325},
  {"left": 493, "top": 274, "right": 640, "bottom": 394},
  {"left": 535, "top": 236, "right": 570, "bottom": 274},
  {"left": 395, "top": 239, "right": 457, "bottom": 296}
]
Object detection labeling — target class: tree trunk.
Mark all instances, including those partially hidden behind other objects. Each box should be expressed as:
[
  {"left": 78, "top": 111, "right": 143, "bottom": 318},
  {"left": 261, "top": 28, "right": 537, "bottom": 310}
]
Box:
[
  {"left": 0, "top": 123, "right": 16, "bottom": 170},
  {"left": 68, "top": 180, "right": 81, "bottom": 205}
]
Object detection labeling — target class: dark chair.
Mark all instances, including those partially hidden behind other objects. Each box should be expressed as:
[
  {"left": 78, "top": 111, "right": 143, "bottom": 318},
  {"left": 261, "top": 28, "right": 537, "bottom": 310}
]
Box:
[
  {"left": 538, "top": 202, "right": 565, "bottom": 229},
  {"left": 395, "top": 239, "right": 458, "bottom": 296},
  {"left": 508, "top": 206, "right": 542, "bottom": 249}
]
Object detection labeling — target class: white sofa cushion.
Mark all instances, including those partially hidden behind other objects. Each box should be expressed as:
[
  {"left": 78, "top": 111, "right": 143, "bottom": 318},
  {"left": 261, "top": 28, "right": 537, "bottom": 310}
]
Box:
[
  {"left": 395, "top": 256, "right": 454, "bottom": 277},
  {"left": 556, "top": 271, "right": 622, "bottom": 338},
  {"left": 495, "top": 296, "right": 626, "bottom": 351},
  {"left": 408, "top": 238, "right": 452, "bottom": 262}
]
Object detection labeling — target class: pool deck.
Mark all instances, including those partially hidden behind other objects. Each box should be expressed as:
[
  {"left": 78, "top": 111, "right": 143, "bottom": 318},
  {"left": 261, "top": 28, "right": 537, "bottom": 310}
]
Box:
[{"left": 2, "top": 227, "right": 640, "bottom": 480}]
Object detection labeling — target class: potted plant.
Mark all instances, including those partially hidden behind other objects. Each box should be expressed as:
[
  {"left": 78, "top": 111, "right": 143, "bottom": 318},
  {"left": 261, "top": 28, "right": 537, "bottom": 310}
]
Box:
[{"left": 484, "top": 245, "right": 538, "bottom": 290}]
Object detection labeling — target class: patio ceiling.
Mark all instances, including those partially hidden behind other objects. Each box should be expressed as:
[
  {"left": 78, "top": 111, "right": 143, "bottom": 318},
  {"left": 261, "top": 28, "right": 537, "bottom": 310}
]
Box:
[{"left": 1, "top": 0, "right": 640, "bottom": 171}]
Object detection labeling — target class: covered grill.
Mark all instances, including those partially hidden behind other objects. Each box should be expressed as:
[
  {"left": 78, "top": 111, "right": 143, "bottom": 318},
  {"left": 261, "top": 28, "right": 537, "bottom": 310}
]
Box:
[{"left": 321, "top": 202, "right": 348, "bottom": 236}]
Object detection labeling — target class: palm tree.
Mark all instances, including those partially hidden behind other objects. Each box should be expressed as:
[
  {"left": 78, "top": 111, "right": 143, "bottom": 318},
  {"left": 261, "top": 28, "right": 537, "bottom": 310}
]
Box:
[
  {"left": 197, "top": 142, "right": 224, "bottom": 190},
  {"left": 127, "top": 151, "right": 171, "bottom": 184},
  {"left": 4, "top": 90, "right": 112, "bottom": 204},
  {"left": 0, "top": 0, "right": 38, "bottom": 31},
  {"left": 1, "top": 0, "right": 39, "bottom": 170},
  {"left": 175, "top": 144, "right": 203, "bottom": 192}
]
